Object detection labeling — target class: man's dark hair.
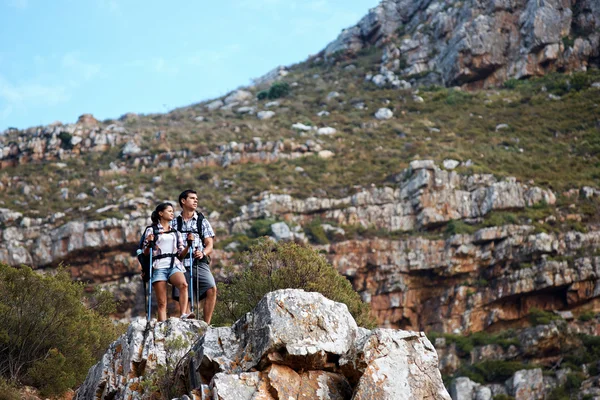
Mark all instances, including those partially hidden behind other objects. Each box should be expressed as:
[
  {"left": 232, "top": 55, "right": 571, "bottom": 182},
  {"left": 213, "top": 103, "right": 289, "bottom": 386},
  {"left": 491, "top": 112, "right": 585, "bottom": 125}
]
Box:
[{"left": 178, "top": 189, "right": 197, "bottom": 207}]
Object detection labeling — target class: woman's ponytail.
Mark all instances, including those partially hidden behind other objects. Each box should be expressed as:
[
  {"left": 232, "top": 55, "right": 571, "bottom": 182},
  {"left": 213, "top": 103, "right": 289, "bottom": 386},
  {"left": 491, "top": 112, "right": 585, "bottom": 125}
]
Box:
[{"left": 151, "top": 202, "right": 173, "bottom": 225}]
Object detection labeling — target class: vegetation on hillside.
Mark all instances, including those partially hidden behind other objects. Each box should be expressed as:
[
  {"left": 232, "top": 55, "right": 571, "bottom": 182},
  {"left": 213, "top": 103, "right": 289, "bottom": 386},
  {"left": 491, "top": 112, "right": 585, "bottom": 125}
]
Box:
[
  {"left": 213, "top": 239, "right": 376, "bottom": 328},
  {"left": 0, "top": 263, "right": 120, "bottom": 397},
  {"left": 0, "top": 61, "right": 599, "bottom": 227}
]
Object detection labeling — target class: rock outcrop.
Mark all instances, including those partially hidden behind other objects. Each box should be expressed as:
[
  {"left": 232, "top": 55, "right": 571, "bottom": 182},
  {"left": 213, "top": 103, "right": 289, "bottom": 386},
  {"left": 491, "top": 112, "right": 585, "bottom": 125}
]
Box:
[
  {"left": 329, "top": 228, "right": 600, "bottom": 332},
  {"left": 0, "top": 119, "right": 328, "bottom": 172},
  {"left": 2, "top": 161, "right": 598, "bottom": 333},
  {"left": 231, "top": 159, "right": 556, "bottom": 233},
  {"left": 77, "top": 289, "right": 451, "bottom": 399},
  {"left": 324, "top": 0, "right": 600, "bottom": 87}
]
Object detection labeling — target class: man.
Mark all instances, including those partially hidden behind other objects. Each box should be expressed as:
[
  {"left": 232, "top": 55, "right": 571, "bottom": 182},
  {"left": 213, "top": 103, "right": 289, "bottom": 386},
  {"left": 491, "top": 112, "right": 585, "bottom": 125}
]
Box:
[{"left": 171, "top": 189, "right": 217, "bottom": 324}]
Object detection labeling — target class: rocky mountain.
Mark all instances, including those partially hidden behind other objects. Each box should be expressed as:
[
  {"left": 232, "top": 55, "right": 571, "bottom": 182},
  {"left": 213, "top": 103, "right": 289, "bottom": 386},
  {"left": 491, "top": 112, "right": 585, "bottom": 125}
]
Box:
[
  {"left": 1, "top": 0, "right": 600, "bottom": 398},
  {"left": 76, "top": 289, "right": 451, "bottom": 399},
  {"left": 323, "top": 0, "right": 600, "bottom": 88}
]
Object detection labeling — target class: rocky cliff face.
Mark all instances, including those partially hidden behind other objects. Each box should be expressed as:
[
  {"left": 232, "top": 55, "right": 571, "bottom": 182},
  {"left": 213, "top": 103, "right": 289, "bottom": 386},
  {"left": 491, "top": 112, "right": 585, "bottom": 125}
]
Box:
[
  {"left": 76, "top": 289, "right": 451, "bottom": 399},
  {"left": 323, "top": 0, "right": 600, "bottom": 87},
  {"left": 2, "top": 160, "right": 598, "bottom": 332},
  {"left": 330, "top": 228, "right": 600, "bottom": 332}
]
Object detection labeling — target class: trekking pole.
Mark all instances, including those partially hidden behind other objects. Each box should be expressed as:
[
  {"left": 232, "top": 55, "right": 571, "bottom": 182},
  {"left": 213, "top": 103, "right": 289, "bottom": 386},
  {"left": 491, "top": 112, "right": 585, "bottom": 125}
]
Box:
[
  {"left": 147, "top": 246, "right": 153, "bottom": 322},
  {"left": 189, "top": 242, "right": 194, "bottom": 315}
]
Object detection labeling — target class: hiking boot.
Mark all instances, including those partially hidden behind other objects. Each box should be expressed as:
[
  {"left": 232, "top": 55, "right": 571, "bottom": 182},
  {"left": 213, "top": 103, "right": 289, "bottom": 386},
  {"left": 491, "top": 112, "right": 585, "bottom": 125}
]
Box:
[{"left": 181, "top": 312, "right": 195, "bottom": 319}]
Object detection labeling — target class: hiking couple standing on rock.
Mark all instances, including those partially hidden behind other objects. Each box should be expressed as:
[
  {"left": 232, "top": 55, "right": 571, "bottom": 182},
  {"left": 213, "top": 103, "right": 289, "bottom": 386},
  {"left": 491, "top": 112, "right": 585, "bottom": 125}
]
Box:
[{"left": 141, "top": 189, "right": 217, "bottom": 323}]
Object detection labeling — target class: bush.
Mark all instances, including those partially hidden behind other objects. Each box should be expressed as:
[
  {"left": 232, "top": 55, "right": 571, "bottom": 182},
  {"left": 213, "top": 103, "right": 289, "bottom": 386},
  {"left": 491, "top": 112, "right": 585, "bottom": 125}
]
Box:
[
  {"left": 445, "top": 220, "right": 476, "bottom": 236},
  {"left": 256, "top": 90, "right": 269, "bottom": 100},
  {"left": 493, "top": 395, "right": 515, "bottom": 400},
  {"left": 528, "top": 308, "right": 562, "bottom": 326},
  {"left": 257, "top": 82, "right": 291, "bottom": 101},
  {"left": 461, "top": 360, "right": 534, "bottom": 383},
  {"left": 214, "top": 239, "right": 375, "bottom": 328},
  {"left": 267, "top": 82, "right": 290, "bottom": 99},
  {"left": 0, "top": 264, "right": 119, "bottom": 397},
  {"left": 578, "top": 310, "right": 596, "bottom": 322},
  {"left": 305, "top": 218, "right": 330, "bottom": 244},
  {"left": 0, "top": 377, "right": 20, "bottom": 400},
  {"left": 248, "top": 218, "right": 277, "bottom": 238}
]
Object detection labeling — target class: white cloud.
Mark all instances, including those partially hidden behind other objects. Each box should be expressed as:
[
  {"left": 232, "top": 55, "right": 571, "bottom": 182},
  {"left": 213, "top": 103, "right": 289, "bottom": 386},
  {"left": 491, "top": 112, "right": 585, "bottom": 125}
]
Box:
[
  {"left": 0, "top": 74, "right": 70, "bottom": 124},
  {"left": 6, "top": 0, "right": 28, "bottom": 9},
  {"left": 0, "top": 105, "right": 13, "bottom": 121},
  {"left": 61, "top": 53, "right": 101, "bottom": 81}
]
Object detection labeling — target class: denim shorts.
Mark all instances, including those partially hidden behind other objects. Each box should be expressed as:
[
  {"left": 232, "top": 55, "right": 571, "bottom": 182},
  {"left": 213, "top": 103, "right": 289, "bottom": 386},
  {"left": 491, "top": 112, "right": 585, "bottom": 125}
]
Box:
[{"left": 152, "top": 265, "right": 185, "bottom": 284}]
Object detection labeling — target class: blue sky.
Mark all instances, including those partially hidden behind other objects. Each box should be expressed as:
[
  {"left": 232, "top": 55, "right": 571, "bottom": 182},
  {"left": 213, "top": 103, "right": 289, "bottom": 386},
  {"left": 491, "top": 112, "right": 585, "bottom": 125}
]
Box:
[{"left": 0, "top": 0, "right": 380, "bottom": 130}]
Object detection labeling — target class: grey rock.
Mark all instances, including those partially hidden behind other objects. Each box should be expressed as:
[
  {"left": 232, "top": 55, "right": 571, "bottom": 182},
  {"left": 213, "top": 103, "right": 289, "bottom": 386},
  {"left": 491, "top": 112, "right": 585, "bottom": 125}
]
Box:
[
  {"left": 450, "top": 376, "right": 479, "bottom": 400},
  {"left": 443, "top": 159, "right": 460, "bottom": 170},
  {"left": 121, "top": 141, "right": 141, "bottom": 156},
  {"left": 257, "top": 110, "right": 275, "bottom": 120},
  {"left": 206, "top": 100, "right": 224, "bottom": 110},
  {"left": 375, "top": 107, "right": 393, "bottom": 120},
  {"left": 495, "top": 124, "right": 510, "bottom": 132},
  {"left": 76, "top": 318, "right": 206, "bottom": 400},
  {"left": 291, "top": 122, "right": 313, "bottom": 131},
  {"left": 264, "top": 100, "right": 280, "bottom": 108},
  {"left": 235, "top": 106, "right": 255, "bottom": 114},
  {"left": 506, "top": 368, "right": 544, "bottom": 400},
  {"left": 317, "top": 127, "right": 337, "bottom": 135},
  {"left": 224, "top": 90, "right": 253, "bottom": 105},
  {"left": 270, "top": 221, "right": 292, "bottom": 241}
]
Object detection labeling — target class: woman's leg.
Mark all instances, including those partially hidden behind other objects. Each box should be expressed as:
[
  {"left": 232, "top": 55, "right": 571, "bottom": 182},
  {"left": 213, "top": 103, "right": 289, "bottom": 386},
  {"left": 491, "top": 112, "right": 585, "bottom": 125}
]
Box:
[
  {"left": 153, "top": 281, "right": 168, "bottom": 322},
  {"left": 170, "top": 272, "right": 189, "bottom": 316}
]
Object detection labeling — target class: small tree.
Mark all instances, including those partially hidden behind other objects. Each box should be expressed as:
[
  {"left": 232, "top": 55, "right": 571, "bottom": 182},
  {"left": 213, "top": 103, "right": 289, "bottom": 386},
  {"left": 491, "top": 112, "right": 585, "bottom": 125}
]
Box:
[
  {"left": 214, "top": 239, "right": 375, "bottom": 328},
  {"left": 0, "top": 264, "right": 119, "bottom": 397}
]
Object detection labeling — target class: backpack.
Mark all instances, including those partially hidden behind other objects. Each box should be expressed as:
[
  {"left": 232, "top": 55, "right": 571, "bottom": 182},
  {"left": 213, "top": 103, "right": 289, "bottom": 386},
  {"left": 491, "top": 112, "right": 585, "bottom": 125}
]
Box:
[
  {"left": 137, "top": 225, "right": 182, "bottom": 282},
  {"left": 175, "top": 212, "right": 206, "bottom": 240},
  {"left": 175, "top": 213, "right": 210, "bottom": 265}
]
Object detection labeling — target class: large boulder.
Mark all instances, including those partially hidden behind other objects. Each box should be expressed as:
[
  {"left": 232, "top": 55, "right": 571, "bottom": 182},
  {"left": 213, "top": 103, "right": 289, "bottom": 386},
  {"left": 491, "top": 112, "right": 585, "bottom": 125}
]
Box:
[{"left": 77, "top": 289, "right": 450, "bottom": 399}]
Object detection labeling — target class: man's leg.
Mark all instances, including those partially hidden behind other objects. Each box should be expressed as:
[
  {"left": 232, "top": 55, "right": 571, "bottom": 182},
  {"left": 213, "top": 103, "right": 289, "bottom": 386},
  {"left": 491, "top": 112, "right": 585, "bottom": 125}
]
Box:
[{"left": 203, "top": 286, "right": 217, "bottom": 324}]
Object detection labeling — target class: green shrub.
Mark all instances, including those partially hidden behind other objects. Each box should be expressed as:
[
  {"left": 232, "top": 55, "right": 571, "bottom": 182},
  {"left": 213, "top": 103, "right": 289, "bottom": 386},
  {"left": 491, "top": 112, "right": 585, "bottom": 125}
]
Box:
[
  {"left": 461, "top": 360, "right": 534, "bottom": 383},
  {"left": 445, "top": 220, "right": 476, "bottom": 236},
  {"left": 0, "top": 264, "right": 119, "bottom": 397},
  {"left": 547, "top": 385, "right": 569, "bottom": 400},
  {"left": 267, "top": 82, "right": 290, "bottom": 99},
  {"left": 0, "top": 377, "right": 20, "bottom": 400},
  {"left": 484, "top": 212, "right": 519, "bottom": 227},
  {"left": 503, "top": 79, "right": 520, "bottom": 89},
  {"left": 441, "top": 330, "right": 520, "bottom": 356},
  {"left": 248, "top": 218, "right": 277, "bottom": 238},
  {"left": 528, "top": 308, "right": 562, "bottom": 326},
  {"left": 445, "top": 89, "right": 471, "bottom": 105},
  {"left": 493, "top": 395, "right": 515, "bottom": 400},
  {"left": 565, "top": 372, "right": 585, "bottom": 391},
  {"left": 213, "top": 239, "right": 375, "bottom": 328},
  {"left": 26, "top": 348, "right": 76, "bottom": 397},
  {"left": 305, "top": 217, "right": 330, "bottom": 244},
  {"left": 256, "top": 90, "right": 269, "bottom": 100},
  {"left": 578, "top": 310, "right": 596, "bottom": 322}
]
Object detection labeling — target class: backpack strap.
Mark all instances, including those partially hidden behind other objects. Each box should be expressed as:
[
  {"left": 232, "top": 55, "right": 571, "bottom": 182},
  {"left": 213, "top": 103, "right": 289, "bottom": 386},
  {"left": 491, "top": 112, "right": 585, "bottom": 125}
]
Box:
[
  {"left": 197, "top": 212, "right": 205, "bottom": 241},
  {"left": 151, "top": 228, "right": 181, "bottom": 268},
  {"left": 176, "top": 212, "right": 206, "bottom": 241}
]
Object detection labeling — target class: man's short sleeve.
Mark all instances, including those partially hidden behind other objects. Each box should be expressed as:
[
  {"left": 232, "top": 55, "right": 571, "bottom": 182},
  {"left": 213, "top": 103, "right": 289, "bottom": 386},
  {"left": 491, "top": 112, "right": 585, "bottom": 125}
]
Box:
[{"left": 201, "top": 218, "right": 215, "bottom": 238}]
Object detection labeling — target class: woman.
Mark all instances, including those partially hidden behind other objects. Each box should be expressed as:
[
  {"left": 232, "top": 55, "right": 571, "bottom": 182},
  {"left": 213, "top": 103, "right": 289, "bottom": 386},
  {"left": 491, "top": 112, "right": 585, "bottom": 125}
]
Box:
[{"left": 143, "top": 202, "right": 195, "bottom": 321}]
